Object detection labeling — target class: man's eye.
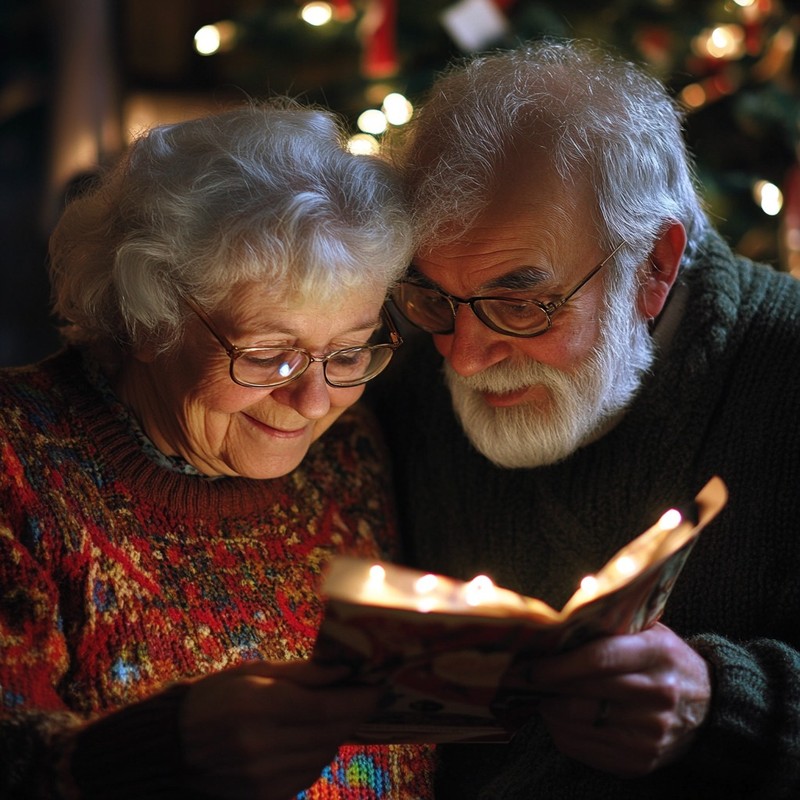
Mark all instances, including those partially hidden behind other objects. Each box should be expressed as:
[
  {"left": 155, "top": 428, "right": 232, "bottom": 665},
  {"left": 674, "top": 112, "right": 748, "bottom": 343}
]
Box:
[
  {"left": 416, "top": 291, "right": 450, "bottom": 309},
  {"left": 500, "top": 300, "right": 539, "bottom": 318}
]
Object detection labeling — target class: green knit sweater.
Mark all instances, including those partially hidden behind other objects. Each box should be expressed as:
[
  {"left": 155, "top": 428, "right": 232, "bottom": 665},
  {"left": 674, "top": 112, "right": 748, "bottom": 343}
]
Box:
[
  {"left": 371, "top": 229, "right": 800, "bottom": 798},
  {"left": 0, "top": 349, "right": 434, "bottom": 799}
]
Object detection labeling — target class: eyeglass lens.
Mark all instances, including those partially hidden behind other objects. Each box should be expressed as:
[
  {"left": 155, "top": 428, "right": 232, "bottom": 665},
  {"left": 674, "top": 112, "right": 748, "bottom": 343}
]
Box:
[
  {"left": 232, "top": 344, "right": 395, "bottom": 388},
  {"left": 392, "top": 283, "right": 550, "bottom": 336}
]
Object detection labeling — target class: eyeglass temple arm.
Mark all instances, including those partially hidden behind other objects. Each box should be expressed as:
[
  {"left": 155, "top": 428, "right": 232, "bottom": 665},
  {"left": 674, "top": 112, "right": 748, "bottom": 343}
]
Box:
[
  {"left": 546, "top": 240, "right": 627, "bottom": 313},
  {"left": 182, "top": 295, "right": 239, "bottom": 355},
  {"left": 382, "top": 304, "right": 404, "bottom": 347}
]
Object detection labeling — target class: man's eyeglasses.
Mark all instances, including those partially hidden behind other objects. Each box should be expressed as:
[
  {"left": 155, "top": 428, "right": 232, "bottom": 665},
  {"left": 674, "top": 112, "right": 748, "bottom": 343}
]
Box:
[
  {"left": 184, "top": 296, "right": 403, "bottom": 389},
  {"left": 391, "top": 241, "right": 627, "bottom": 339}
]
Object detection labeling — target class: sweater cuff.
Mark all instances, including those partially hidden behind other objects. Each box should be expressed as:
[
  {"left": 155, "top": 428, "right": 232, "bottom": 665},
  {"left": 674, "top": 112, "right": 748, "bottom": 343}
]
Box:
[
  {"left": 679, "top": 635, "right": 777, "bottom": 790},
  {"left": 67, "top": 682, "right": 193, "bottom": 799}
]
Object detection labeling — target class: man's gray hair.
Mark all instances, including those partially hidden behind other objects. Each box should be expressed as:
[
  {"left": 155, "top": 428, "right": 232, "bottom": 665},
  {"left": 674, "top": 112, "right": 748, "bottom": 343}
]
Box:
[
  {"left": 49, "top": 100, "right": 412, "bottom": 365},
  {"left": 393, "top": 38, "right": 709, "bottom": 263}
]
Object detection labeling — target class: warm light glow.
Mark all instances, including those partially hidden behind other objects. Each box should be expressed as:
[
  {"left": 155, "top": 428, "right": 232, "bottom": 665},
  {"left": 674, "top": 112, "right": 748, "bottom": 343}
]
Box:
[
  {"left": 382, "top": 93, "right": 413, "bottom": 125},
  {"left": 367, "top": 563, "right": 386, "bottom": 590},
  {"left": 357, "top": 109, "right": 388, "bottom": 135},
  {"left": 789, "top": 252, "right": 800, "bottom": 280},
  {"left": 754, "top": 180, "right": 783, "bottom": 216},
  {"left": 301, "top": 2, "right": 333, "bottom": 26},
  {"left": 580, "top": 575, "right": 599, "bottom": 596},
  {"left": 194, "top": 25, "right": 221, "bottom": 55},
  {"left": 732, "top": 0, "right": 755, "bottom": 6},
  {"left": 194, "top": 21, "right": 237, "bottom": 56},
  {"left": 346, "top": 133, "right": 379, "bottom": 155},
  {"left": 693, "top": 25, "right": 746, "bottom": 60},
  {"left": 614, "top": 555, "right": 637, "bottom": 576},
  {"left": 415, "top": 574, "right": 439, "bottom": 594},
  {"left": 464, "top": 575, "right": 496, "bottom": 606},
  {"left": 658, "top": 508, "right": 683, "bottom": 530},
  {"left": 416, "top": 597, "right": 437, "bottom": 613},
  {"left": 123, "top": 94, "right": 223, "bottom": 146},
  {"left": 680, "top": 83, "right": 707, "bottom": 109}
]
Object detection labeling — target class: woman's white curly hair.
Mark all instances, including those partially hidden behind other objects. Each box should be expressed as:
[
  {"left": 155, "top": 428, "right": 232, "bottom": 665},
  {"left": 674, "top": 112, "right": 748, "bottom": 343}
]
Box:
[{"left": 49, "top": 99, "right": 413, "bottom": 368}]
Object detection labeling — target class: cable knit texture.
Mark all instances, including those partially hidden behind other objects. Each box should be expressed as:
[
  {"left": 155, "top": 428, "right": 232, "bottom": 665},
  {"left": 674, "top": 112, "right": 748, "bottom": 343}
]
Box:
[
  {"left": 0, "top": 349, "right": 434, "bottom": 799},
  {"left": 371, "top": 229, "right": 800, "bottom": 798}
]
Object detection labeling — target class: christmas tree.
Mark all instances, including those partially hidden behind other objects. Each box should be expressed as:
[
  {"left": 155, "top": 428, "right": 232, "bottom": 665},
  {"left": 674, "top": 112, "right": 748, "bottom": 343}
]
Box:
[{"left": 164, "top": 0, "right": 799, "bottom": 272}]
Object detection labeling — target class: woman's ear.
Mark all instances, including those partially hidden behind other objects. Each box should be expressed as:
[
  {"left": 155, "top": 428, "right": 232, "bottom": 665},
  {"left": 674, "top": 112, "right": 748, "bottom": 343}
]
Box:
[{"left": 637, "top": 220, "right": 686, "bottom": 320}]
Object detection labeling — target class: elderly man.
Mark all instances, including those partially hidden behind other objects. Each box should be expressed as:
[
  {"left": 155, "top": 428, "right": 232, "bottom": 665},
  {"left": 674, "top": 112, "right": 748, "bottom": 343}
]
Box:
[{"left": 372, "top": 39, "right": 800, "bottom": 798}]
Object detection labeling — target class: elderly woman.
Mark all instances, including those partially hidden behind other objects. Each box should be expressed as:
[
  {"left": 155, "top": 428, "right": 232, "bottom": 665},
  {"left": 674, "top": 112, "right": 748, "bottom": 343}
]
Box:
[{"left": 0, "top": 103, "right": 432, "bottom": 799}]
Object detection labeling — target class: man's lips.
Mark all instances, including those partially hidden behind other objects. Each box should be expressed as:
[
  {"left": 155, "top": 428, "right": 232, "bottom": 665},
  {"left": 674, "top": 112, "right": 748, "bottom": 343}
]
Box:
[{"left": 480, "top": 386, "right": 534, "bottom": 407}]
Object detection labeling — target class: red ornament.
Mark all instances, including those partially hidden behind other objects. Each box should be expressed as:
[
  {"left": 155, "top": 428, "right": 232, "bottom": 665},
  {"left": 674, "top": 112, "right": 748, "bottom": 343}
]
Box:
[{"left": 361, "top": 0, "right": 398, "bottom": 79}]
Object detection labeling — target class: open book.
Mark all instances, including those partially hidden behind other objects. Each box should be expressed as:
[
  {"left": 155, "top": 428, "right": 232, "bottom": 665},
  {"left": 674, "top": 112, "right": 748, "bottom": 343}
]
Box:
[{"left": 312, "top": 476, "right": 727, "bottom": 743}]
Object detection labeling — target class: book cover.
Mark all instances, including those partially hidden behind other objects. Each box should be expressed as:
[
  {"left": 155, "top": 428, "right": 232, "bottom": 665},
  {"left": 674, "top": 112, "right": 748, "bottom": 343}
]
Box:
[{"left": 312, "top": 476, "right": 728, "bottom": 743}]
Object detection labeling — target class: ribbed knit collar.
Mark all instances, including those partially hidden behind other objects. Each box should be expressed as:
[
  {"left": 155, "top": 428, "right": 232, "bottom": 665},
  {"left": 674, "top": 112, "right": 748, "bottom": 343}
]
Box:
[
  {"left": 81, "top": 351, "right": 206, "bottom": 477},
  {"left": 46, "top": 348, "right": 314, "bottom": 519}
]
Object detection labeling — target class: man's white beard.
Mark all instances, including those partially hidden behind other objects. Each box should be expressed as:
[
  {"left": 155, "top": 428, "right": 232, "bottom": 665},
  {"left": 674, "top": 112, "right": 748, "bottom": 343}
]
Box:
[{"left": 445, "top": 283, "right": 655, "bottom": 468}]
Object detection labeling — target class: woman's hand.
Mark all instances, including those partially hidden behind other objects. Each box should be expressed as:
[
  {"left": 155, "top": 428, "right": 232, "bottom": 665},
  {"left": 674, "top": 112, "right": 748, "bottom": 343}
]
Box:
[
  {"left": 180, "top": 660, "right": 380, "bottom": 800},
  {"left": 529, "top": 623, "right": 711, "bottom": 777}
]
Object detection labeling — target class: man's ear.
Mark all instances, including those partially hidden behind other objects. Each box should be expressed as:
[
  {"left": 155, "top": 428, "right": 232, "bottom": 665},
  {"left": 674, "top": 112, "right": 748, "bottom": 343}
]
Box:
[{"left": 637, "top": 220, "right": 686, "bottom": 320}]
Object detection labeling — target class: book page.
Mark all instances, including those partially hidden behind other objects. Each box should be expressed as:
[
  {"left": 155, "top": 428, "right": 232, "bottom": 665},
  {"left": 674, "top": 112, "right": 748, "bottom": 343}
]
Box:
[{"left": 312, "top": 476, "right": 727, "bottom": 743}]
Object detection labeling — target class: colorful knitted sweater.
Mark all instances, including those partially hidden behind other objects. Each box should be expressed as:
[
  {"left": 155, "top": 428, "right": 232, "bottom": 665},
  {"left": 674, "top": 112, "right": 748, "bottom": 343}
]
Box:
[
  {"left": 0, "top": 348, "right": 434, "bottom": 799},
  {"left": 371, "top": 229, "right": 800, "bottom": 798}
]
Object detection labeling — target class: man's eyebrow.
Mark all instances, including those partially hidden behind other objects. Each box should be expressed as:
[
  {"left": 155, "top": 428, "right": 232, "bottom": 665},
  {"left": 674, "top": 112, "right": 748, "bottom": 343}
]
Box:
[
  {"left": 483, "top": 268, "right": 552, "bottom": 293},
  {"left": 407, "top": 265, "right": 552, "bottom": 294},
  {"left": 406, "top": 266, "right": 437, "bottom": 287}
]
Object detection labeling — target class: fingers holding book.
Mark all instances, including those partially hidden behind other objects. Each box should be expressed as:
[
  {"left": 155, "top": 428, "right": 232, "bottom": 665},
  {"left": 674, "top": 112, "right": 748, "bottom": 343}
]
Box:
[{"left": 533, "top": 623, "right": 712, "bottom": 777}]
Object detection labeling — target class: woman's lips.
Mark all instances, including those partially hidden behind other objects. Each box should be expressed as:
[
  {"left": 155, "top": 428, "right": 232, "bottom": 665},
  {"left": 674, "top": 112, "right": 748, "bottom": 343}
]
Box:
[{"left": 244, "top": 414, "right": 308, "bottom": 438}]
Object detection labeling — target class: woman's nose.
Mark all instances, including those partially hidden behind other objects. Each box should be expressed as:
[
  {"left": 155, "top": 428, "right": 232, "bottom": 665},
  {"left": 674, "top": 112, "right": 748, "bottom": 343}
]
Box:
[{"left": 269, "top": 363, "right": 333, "bottom": 419}]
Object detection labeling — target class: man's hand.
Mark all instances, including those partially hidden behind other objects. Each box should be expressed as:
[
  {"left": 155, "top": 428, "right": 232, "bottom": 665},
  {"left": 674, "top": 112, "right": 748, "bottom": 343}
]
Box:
[{"left": 528, "top": 623, "right": 711, "bottom": 777}]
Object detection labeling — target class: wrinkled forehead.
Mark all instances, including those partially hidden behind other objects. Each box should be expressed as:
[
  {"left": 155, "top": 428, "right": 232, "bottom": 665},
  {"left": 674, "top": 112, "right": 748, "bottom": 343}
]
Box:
[
  {"left": 415, "top": 147, "right": 600, "bottom": 262},
  {"left": 492, "top": 140, "right": 597, "bottom": 221}
]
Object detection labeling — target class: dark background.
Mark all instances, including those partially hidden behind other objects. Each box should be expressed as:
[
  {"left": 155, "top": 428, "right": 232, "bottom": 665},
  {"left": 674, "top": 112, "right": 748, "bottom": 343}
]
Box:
[{"left": 3, "top": 0, "right": 799, "bottom": 366}]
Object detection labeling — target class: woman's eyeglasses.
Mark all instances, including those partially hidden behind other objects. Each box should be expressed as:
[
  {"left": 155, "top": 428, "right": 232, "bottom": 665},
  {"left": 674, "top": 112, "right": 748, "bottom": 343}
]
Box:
[{"left": 184, "top": 296, "right": 403, "bottom": 389}]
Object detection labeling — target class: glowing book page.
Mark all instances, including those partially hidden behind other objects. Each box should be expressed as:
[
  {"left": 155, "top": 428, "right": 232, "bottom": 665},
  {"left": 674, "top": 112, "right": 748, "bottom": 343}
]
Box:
[{"left": 312, "top": 476, "right": 727, "bottom": 743}]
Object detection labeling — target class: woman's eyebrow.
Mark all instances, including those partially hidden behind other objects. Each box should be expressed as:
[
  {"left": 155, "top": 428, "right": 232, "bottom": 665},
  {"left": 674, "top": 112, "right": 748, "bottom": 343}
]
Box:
[{"left": 238, "top": 315, "right": 381, "bottom": 342}]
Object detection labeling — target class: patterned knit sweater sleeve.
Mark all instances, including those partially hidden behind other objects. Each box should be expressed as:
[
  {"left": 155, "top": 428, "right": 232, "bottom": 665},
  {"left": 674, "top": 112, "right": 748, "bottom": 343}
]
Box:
[{"left": 0, "top": 349, "right": 434, "bottom": 799}]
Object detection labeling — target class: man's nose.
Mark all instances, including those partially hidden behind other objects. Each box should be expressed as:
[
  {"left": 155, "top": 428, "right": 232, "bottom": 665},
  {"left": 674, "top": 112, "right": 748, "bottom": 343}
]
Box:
[{"left": 433, "top": 305, "right": 515, "bottom": 377}]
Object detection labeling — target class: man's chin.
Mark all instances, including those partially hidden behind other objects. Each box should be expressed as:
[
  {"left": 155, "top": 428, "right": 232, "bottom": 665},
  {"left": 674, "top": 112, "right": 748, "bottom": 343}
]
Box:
[{"left": 450, "top": 379, "right": 600, "bottom": 468}]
